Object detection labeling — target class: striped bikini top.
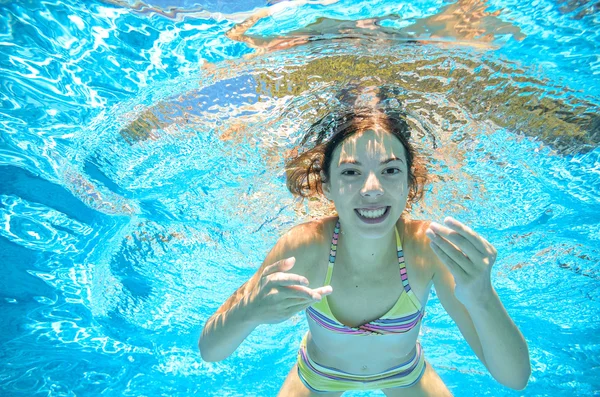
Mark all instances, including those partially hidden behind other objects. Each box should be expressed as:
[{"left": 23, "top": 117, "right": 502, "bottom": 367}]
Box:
[{"left": 306, "top": 219, "right": 424, "bottom": 336}]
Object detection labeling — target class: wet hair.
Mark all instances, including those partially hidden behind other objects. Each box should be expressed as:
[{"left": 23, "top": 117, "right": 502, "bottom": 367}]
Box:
[{"left": 285, "top": 106, "right": 428, "bottom": 209}]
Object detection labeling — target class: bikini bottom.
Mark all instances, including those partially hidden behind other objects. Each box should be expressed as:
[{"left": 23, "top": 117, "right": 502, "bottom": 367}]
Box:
[{"left": 296, "top": 332, "right": 426, "bottom": 394}]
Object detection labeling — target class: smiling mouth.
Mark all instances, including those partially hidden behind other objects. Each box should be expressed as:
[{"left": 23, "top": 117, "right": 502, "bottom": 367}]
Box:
[{"left": 354, "top": 206, "right": 390, "bottom": 223}]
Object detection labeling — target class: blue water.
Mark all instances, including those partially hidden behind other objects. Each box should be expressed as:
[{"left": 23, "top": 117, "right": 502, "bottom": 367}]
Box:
[{"left": 1, "top": 0, "right": 599, "bottom": 396}]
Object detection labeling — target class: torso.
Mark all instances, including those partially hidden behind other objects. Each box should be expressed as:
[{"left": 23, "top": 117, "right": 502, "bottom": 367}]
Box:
[{"left": 302, "top": 215, "right": 434, "bottom": 375}]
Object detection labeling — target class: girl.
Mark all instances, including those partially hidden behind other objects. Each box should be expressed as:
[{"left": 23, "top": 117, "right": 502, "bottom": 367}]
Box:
[{"left": 199, "top": 87, "right": 530, "bottom": 396}]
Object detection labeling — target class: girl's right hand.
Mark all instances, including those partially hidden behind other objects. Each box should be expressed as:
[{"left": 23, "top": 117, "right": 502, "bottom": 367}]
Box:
[{"left": 247, "top": 257, "right": 333, "bottom": 325}]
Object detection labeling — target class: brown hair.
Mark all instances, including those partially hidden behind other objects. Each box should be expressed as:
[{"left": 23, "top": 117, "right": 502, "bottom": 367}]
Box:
[{"left": 285, "top": 107, "right": 428, "bottom": 210}]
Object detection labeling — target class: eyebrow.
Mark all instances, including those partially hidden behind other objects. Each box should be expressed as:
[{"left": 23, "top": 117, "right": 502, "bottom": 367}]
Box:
[{"left": 339, "top": 157, "right": 404, "bottom": 166}]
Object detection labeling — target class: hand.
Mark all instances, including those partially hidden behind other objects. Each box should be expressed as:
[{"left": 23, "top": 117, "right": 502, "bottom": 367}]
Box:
[
  {"left": 247, "top": 257, "right": 333, "bottom": 324},
  {"left": 425, "top": 217, "right": 497, "bottom": 307}
]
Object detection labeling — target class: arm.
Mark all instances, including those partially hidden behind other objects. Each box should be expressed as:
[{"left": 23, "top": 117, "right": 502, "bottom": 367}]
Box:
[
  {"left": 424, "top": 218, "right": 531, "bottom": 390},
  {"left": 198, "top": 222, "right": 324, "bottom": 362},
  {"left": 198, "top": 278, "right": 260, "bottom": 363}
]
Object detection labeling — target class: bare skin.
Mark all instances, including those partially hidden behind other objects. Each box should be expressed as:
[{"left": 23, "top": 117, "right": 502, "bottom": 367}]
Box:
[
  {"left": 275, "top": 216, "right": 454, "bottom": 396},
  {"left": 202, "top": 127, "right": 528, "bottom": 394},
  {"left": 271, "top": 127, "right": 528, "bottom": 394},
  {"left": 272, "top": 128, "right": 457, "bottom": 395},
  {"left": 278, "top": 360, "right": 452, "bottom": 397}
]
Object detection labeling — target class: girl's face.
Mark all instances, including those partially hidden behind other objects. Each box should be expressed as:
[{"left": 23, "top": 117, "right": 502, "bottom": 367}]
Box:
[{"left": 322, "top": 129, "right": 410, "bottom": 239}]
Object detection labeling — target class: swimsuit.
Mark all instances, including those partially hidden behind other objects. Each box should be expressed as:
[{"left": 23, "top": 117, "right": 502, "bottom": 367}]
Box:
[{"left": 297, "top": 219, "right": 426, "bottom": 393}]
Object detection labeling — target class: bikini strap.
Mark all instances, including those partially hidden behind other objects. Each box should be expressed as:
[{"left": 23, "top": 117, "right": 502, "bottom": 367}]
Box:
[
  {"left": 329, "top": 220, "right": 340, "bottom": 264},
  {"left": 327, "top": 221, "right": 412, "bottom": 294},
  {"left": 395, "top": 226, "right": 412, "bottom": 293},
  {"left": 323, "top": 220, "right": 340, "bottom": 286}
]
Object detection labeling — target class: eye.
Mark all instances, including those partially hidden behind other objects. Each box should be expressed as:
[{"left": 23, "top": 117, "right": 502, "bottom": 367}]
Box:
[
  {"left": 384, "top": 168, "right": 401, "bottom": 175},
  {"left": 341, "top": 170, "right": 359, "bottom": 176}
]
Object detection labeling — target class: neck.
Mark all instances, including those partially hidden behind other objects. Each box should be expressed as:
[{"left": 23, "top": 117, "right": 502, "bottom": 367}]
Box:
[{"left": 337, "top": 217, "right": 404, "bottom": 273}]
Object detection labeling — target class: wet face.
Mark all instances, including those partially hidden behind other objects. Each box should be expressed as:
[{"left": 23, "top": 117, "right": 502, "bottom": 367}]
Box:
[{"left": 322, "top": 129, "right": 409, "bottom": 239}]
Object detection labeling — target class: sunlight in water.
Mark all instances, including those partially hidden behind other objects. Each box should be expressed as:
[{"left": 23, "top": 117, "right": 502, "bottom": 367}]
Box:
[{"left": 0, "top": 0, "right": 598, "bottom": 396}]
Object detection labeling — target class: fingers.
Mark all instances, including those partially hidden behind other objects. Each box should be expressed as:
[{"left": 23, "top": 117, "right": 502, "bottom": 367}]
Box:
[
  {"left": 262, "top": 256, "right": 334, "bottom": 300},
  {"left": 286, "top": 284, "right": 333, "bottom": 301},
  {"left": 310, "top": 285, "right": 333, "bottom": 300},
  {"left": 429, "top": 238, "right": 468, "bottom": 280},
  {"left": 427, "top": 222, "right": 483, "bottom": 264},
  {"left": 442, "top": 217, "right": 498, "bottom": 261},
  {"left": 426, "top": 224, "right": 471, "bottom": 276},
  {"left": 263, "top": 257, "right": 295, "bottom": 276},
  {"left": 428, "top": 233, "right": 470, "bottom": 267},
  {"left": 315, "top": 285, "right": 333, "bottom": 296},
  {"left": 270, "top": 272, "right": 310, "bottom": 287},
  {"left": 426, "top": 217, "right": 498, "bottom": 277},
  {"left": 441, "top": 217, "right": 489, "bottom": 255}
]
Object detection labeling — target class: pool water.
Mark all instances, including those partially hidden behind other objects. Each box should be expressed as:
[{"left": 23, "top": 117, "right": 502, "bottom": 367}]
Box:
[{"left": 0, "top": 0, "right": 599, "bottom": 396}]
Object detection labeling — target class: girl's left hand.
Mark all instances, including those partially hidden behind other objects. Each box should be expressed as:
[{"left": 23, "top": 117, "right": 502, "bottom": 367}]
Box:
[{"left": 425, "top": 217, "right": 498, "bottom": 307}]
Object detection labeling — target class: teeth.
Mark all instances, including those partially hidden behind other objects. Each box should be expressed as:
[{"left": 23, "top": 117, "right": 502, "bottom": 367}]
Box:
[{"left": 357, "top": 207, "right": 386, "bottom": 218}]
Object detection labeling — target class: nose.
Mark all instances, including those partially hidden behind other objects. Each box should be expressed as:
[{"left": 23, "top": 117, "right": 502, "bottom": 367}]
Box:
[{"left": 360, "top": 171, "right": 384, "bottom": 197}]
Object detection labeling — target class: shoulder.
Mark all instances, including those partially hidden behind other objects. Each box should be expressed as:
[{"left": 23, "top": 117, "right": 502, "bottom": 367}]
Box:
[
  {"left": 286, "top": 216, "right": 335, "bottom": 244},
  {"left": 398, "top": 218, "right": 438, "bottom": 278},
  {"left": 224, "top": 216, "right": 335, "bottom": 314},
  {"left": 263, "top": 216, "right": 336, "bottom": 274},
  {"left": 398, "top": 218, "right": 432, "bottom": 248}
]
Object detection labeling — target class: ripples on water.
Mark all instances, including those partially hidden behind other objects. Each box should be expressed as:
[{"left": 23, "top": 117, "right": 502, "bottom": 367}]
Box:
[{"left": 0, "top": 0, "right": 599, "bottom": 396}]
